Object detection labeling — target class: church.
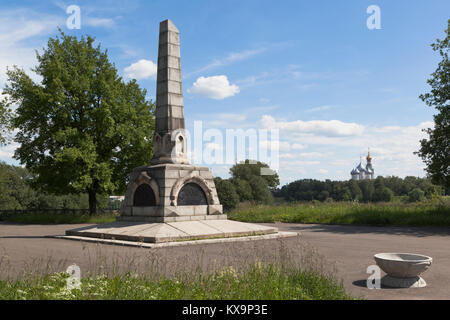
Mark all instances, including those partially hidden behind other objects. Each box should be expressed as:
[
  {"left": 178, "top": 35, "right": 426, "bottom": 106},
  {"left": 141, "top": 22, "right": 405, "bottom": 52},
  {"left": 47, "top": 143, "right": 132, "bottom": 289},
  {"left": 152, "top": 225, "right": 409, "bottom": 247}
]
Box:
[{"left": 350, "top": 151, "right": 374, "bottom": 180}]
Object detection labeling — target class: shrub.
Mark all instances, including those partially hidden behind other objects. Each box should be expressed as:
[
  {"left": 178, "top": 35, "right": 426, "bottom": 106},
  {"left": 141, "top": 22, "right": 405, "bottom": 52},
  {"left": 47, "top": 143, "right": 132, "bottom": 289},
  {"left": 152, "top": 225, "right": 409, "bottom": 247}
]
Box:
[
  {"left": 373, "top": 187, "right": 394, "bottom": 202},
  {"left": 232, "top": 178, "right": 253, "bottom": 202},
  {"left": 408, "top": 188, "right": 425, "bottom": 202},
  {"left": 214, "top": 178, "right": 240, "bottom": 211},
  {"left": 248, "top": 175, "right": 273, "bottom": 204}
]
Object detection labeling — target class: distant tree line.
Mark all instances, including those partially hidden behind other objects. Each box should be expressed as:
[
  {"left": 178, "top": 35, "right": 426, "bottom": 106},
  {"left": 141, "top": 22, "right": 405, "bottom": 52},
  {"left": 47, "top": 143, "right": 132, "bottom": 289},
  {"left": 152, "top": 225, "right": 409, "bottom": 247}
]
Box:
[
  {"left": 274, "top": 176, "right": 443, "bottom": 203},
  {"left": 0, "top": 162, "right": 112, "bottom": 211}
]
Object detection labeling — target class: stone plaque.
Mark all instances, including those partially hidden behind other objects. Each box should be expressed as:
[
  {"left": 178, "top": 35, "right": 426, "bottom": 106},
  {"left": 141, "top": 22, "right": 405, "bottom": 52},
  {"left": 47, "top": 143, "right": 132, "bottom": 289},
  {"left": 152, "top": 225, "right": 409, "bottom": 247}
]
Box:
[
  {"left": 133, "top": 184, "right": 156, "bottom": 207},
  {"left": 177, "top": 183, "right": 207, "bottom": 206}
]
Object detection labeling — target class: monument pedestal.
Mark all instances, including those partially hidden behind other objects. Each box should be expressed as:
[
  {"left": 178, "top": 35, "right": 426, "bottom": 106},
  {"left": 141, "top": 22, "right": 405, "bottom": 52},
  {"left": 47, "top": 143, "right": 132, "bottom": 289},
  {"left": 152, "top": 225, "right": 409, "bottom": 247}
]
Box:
[
  {"left": 65, "top": 219, "right": 279, "bottom": 243},
  {"left": 119, "top": 164, "right": 224, "bottom": 223}
]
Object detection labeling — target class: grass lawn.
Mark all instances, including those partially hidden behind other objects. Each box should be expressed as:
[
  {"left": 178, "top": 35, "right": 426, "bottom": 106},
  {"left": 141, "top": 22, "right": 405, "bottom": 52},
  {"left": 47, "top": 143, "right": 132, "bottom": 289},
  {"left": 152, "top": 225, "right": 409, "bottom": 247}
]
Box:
[
  {"left": 0, "top": 263, "right": 352, "bottom": 300},
  {"left": 0, "top": 212, "right": 117, "bottom": 224},
  {"left": 228, "top": 201, "right": 450, "bottom": 227}
]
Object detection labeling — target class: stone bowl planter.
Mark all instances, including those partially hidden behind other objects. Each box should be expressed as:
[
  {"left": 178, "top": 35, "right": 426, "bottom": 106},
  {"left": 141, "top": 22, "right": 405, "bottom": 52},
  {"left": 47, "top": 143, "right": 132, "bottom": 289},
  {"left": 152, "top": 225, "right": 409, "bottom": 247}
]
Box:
[{"left": 374, "top": 253, "right": 432, "bottom": 288}]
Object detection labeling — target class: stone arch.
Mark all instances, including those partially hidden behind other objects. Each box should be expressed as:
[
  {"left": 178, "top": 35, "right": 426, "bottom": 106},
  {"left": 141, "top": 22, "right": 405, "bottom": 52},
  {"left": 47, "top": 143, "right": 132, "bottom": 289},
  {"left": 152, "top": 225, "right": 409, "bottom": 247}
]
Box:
[
  {"left": 172, "top": 129, "right": 187, "bottom": 159},
  {"left": 170, "top": 173, "right": 215, "bottom": 206},
  {"left": 125, "top": 170, "right": 160, "bottom": 206},
  {"left": 133, "top": 183, "right": 156, "bottom": 206},
  {"left": 177, "top": 183, "right": 208, "bottom": 206}
]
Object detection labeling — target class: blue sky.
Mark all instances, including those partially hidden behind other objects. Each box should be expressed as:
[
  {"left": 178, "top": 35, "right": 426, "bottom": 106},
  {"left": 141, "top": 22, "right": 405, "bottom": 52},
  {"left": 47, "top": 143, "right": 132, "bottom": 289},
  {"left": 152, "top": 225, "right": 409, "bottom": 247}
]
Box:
[{"left": 0, "top": 0, "right": 449, "bottom": 186}]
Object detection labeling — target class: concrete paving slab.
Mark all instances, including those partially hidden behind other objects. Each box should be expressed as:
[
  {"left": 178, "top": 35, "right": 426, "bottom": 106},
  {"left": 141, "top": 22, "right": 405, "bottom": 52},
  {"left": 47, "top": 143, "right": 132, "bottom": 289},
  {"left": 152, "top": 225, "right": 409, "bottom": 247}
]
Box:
[
  {"left": 201, "top": 220, "right": 277, "bottom": 236},
  {"left": 53, "top": 231, "right": 298, "bottom": 248},
  {"left": 65, "top": 220, "right": 277, "bottom": 243},
  {"left": 166, "top": 220, "right": 225, "bottom": 237}
]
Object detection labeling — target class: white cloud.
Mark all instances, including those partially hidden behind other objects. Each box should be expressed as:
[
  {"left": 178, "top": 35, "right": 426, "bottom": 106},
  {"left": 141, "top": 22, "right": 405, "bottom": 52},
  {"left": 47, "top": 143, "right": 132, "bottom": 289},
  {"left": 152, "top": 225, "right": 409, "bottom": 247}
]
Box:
[
  {"left": 261, "top": 115, "right": 364, "bottom": 137},
  {"left": 260, "top": 140, "right": 291, "bottom": 152},
  {"left": 216, "top": 113, "right": 246, "bottom": 122},
  {"left": 0, "top": 10, "right": 62, "bottom": 86},
  {"left": 279, "top": 153, "right": 296, "bottom": 159},
  {"left": 305, "top": 105, "right": 334, "bottom": 113},
  {"left": 0, "top": 142, "right": 19, "bottom": 162},
  {"left": 124, "top": 59, "right": 157, "bottom": 80},
  {"left": 284, "top": 160, "right": 321, "bottom": 166},
  {"left": 186, "top": 47, "right": 268, "bottom": 78},
  {"left": 85, "top": 17, "right": 115, "bottom": 28},
  {"left": 205, "top": 142, "right": 222, "bottom": 151},
  {"left": 188, "top": 75, "right": 239, "bottom": 100},
  {"left": 299, "top": 152, "right": 325, "bottom": 158},
  {"left": 318, "top": 169, "right": 328, "bottom": 175},
  {"left": 291, "top": 143, "right": 307, "bottom": 150}
]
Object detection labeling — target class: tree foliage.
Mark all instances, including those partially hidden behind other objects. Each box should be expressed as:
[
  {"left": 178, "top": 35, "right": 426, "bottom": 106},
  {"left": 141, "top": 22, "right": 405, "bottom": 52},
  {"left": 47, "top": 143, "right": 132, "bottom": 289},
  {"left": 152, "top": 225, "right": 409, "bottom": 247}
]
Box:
[
  {"left": 0, "top": 161, "right": 103, "bottom": 210},
  {"left": 0, "top": 95, "right": 12, "bottom": 146},
  {"left": 230, "top": 160, "right": 279, "bottom": 189},
  {"left": 2, "top": 31, "right": 154, "bottom": 214},
  {"left": 408, "top": 188, "right": 425, "bottom": 203},
  {"left": 231, "top": 178, "right": 253, "bottom": 202},
  {"left": 213, "top": 177, "right": 239, "bottom": 211},
  {"left": 213, "top": 160, "right": 278, "bottom": 209},
  {"left": 417, "top": 19, "right": 450, "bottom": 190},
  {"left": 247, "top": 175, "right": 274, "bottom": 204},
  {"left": 229, "top": 160, "right": 277, "bottom": 204}
]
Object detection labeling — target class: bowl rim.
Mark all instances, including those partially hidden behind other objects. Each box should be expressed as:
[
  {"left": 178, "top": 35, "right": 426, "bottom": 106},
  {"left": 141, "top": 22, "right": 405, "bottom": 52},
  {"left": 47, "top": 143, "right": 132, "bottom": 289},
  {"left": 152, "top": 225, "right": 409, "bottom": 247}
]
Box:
[{"left": 374, "top": 252, "right": 433, "bottom": 263}]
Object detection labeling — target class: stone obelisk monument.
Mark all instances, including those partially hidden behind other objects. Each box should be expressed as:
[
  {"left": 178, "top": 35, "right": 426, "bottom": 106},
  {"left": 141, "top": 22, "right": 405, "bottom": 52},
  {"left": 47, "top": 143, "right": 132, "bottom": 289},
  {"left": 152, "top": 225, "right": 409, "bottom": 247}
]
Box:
[
  {"left": 119, "top": 19, "right": 224, "bottom": 222},
  {"left": 65, "top": 20, "right": 280, "bottom": 243},
  {"left": 151, "top": 20, "right": 188, "bottom": 165}
]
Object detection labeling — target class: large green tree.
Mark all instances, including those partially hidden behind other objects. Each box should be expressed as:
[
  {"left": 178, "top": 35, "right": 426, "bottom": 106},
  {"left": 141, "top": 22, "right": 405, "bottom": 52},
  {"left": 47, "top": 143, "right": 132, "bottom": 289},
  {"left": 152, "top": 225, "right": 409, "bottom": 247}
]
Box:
[
  {"left": 2, "top": 31, "right": 154, "bottom": 214},
  {"left": 0, "top": 94, "right": 12, "bottom": 146},
  {"left": 417, "top": 19, "right": 450, "bottom": 191}
]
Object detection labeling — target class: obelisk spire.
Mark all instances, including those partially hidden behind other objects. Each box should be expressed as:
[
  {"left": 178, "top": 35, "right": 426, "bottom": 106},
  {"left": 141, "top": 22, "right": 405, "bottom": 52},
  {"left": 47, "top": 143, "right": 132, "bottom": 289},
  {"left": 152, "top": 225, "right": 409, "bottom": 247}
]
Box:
[{"left": 151, "top": 19, "right": 188, "bottom": 165}]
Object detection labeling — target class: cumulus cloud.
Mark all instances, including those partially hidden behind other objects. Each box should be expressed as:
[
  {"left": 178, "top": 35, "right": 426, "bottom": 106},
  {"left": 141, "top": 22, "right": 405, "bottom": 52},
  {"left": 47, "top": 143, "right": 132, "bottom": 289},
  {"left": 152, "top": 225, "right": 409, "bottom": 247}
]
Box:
[
  {"left": 0, "top": 142, "right": 19, "bottom": 162},
  {"left": 261, "top": 115, "right": 364, "bottom": 137},
  {"left": 188, "top": 75, "right": 240, "bottom": 100},
  {"left": 299, "top": 152, "right": 326, "bottom": 158},
  {"left": 124, "top": 59, "right": 157, "bottom": 80},
  {"left": 205, "top": 142, "right": 222, "bottom": 151},
  {"left": 291, "top": 143, "right": 307, "bottom": 150},
  {"left": 260, "top": 140, "right": 290, "bottom": 152},
  {"left": 186, "top": 47, "right": 268, "bottom": 78}
]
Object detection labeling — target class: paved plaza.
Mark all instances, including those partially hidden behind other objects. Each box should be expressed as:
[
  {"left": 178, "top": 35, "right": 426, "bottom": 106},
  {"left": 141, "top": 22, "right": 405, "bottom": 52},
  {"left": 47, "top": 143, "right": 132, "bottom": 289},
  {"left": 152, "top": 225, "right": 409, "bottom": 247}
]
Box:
[{"left": 1, "top": 222, "right": 449, "bottom": 300}]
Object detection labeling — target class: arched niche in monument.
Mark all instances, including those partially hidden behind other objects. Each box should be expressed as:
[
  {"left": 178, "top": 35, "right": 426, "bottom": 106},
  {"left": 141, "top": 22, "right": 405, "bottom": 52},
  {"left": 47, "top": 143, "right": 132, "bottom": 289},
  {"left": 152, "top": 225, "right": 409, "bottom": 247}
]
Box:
[
  {"left": 133, "top": 183, "right": 157, "bottom": 207},
  {"left": 177, "top": 135, "right": 185, "bottom": 156},
  {"left": 177, "top": 183, "right": 208, "bottom": 206}
]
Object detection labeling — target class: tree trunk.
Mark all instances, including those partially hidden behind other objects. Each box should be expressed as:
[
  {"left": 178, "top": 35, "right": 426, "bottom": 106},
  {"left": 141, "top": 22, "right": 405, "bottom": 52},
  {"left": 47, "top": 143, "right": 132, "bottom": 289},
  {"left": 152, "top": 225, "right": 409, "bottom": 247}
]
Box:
[{"left": 88, "top": 189, "right": 97, "bottom": 215}]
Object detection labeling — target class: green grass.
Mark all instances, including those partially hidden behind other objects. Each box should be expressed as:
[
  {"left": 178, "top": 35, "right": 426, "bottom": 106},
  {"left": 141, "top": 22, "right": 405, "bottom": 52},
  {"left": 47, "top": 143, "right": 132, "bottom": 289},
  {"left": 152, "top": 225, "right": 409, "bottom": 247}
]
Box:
[
  {"left": 0, "top": 263, "right": 352, "bottom": 300},
  {"left": 0, "top": 212, "right": 117, "bottom": 224},
  {"left": 229, "top": 201, "right": 450, "bottom": 227}
]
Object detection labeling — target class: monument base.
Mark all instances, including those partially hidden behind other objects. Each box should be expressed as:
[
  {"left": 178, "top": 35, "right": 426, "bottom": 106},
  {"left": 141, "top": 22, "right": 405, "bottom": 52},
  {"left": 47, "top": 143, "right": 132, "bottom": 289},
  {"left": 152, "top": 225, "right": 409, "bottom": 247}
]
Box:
[
  {"left": 381, "top": 275, "right": 427, "bottom": 288},
  {"left": 65, "top": 219, "right": 278, "bottom": 243},
  {"left": 121, "top": 163, "right": 224, "bottom": 222}
]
